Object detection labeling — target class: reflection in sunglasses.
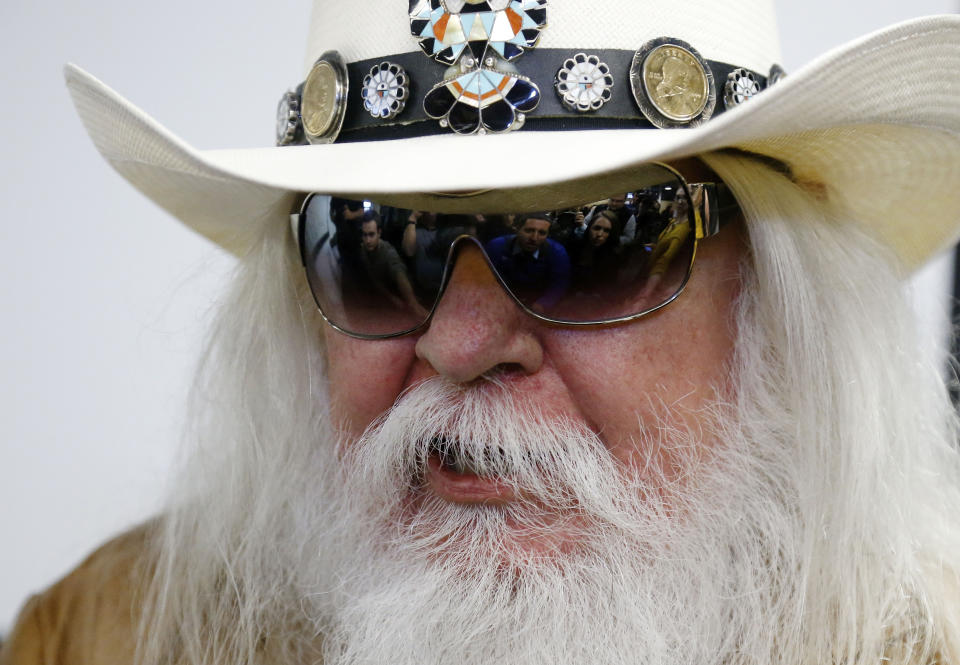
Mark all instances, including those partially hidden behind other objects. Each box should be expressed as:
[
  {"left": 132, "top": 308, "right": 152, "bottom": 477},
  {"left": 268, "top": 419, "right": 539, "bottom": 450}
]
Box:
[{"left": 296, "top": 165, "right": 733, "bottom": 339}]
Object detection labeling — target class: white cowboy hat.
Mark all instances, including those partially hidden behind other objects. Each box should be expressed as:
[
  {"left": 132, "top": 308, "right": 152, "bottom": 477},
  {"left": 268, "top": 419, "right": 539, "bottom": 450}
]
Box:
[{"left": 65, "top": 0, "right": 960, "bottom": 270}]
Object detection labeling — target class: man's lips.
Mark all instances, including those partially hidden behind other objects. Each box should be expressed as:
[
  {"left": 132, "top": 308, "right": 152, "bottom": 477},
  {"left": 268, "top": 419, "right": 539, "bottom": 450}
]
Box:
[{"left": 424, "top": 453, "right": 517, "bottom": 505}]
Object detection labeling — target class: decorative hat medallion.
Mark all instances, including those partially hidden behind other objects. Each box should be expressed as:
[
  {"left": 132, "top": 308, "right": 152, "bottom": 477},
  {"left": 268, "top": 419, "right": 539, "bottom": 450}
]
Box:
[
  {"left": 410, "top": 0, "right": 547, "bottom": 134},
  {"left": 768, "top": 64, "right": 787, "bottom": 86},
  {"left": 723, "top": 67, "right": 761, "bottom": 108},
  {"left": 276, "top": 86, "right": 303, "bottom": 146},
  {"left": 629, "top": 37, "right": 717, "bottom": 129},
  {"left": 423, "top": 68, "right": 539, "bottom": 133},
  {"left": 300, "top": 51, "right": 349, "bottom": 143},
  {"left": 555, "top": 53, "right": 614, "bottom": 112},
  {"left": 410, "top": 0, "right": 547, "bottom": 64},
  {"left": 361, "top": 62, "right": 410, "bottom": 119}
]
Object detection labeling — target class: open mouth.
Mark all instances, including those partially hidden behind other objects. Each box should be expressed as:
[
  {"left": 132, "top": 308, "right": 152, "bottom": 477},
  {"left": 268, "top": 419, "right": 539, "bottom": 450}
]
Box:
[
  {"left": 428, "top": 436, "right": 510, "bottom": 475},
  {"left": 424, "top": 436, "right": 517, "bottom": 504}
]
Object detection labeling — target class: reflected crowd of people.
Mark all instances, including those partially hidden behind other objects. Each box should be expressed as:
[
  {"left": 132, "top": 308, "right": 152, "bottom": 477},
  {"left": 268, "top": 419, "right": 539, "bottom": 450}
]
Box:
[{"left": 302, "top": 184, "right": 698, "bottom": 328}]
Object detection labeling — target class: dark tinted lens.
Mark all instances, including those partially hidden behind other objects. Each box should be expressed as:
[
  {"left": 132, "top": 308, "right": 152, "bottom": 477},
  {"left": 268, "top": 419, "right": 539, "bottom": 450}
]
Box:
[
  {"left": 301, "top": 196, "right": 439, "bottom": 337},
  {"left": 299, "top": 164, "right": 696, "bottom": 337}
]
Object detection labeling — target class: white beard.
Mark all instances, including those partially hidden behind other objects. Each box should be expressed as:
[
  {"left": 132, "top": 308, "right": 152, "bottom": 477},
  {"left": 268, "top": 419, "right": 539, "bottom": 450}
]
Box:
[
  {"left": 142, "top": 171, "right": 960, "bottom": 665},
  {"left": 304, "top": 377, "right": 803, "bottom": 665}
]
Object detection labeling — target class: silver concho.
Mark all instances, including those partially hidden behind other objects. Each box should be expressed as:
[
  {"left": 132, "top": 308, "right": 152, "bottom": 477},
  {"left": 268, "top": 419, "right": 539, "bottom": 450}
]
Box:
[
  {"left": 555, "top": 53, "right": 614, "bottom": 112},
  {"left": 630, "top": 37, "right": 716, "bottom": 129},
  {"left": 724, "top": 68, "right": 761, "bottom": 109},
  {"left": 301, "top": 51, "right": 349, "bottom": 144},
  {"left": 768, "top": 63, "right": 787, "bottom": 86},
  {"left": 275, "top": 86, "right": 303, "bottom": 146},
  {"left": 361, "top": 62, "right": 409, "bottom": 120}
]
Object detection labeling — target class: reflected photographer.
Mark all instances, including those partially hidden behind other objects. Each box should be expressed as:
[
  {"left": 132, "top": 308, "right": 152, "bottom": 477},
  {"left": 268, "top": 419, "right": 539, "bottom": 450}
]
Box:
[{"left": 485, "top": 213, "right": 571, "bottom": 313}]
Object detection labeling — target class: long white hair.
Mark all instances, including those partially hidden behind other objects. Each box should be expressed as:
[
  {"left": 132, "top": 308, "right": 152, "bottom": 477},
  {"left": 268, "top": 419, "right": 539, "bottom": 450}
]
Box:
[
  {"left": 136, "top": 153, "right": 960, "bottom": 665},
  {"left": 705, "top": 150, "right": 960, "bottom": 664}
]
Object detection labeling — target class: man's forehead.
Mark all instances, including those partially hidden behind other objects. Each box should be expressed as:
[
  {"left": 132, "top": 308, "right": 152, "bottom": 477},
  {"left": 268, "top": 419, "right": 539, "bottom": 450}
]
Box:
[{"left": 523, "top": 218, "right": 551, "bottom": 229}]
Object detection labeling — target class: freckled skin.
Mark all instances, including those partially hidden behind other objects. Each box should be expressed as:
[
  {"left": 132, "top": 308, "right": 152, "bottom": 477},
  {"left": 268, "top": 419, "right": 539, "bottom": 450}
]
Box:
[{"left": 325, "top": 161, "right": 744, "bottom": 505}]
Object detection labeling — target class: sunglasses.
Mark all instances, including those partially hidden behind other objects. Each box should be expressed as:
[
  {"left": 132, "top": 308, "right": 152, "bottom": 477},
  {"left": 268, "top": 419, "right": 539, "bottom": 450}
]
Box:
[{"left": 294, "top": 162, "right": 738, "bottom": 339}]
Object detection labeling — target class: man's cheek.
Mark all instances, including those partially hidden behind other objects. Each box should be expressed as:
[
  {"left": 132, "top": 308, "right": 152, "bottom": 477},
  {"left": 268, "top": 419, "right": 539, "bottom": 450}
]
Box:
[{"left": 326, "top": 336, "right": 419, "bottom": 436}]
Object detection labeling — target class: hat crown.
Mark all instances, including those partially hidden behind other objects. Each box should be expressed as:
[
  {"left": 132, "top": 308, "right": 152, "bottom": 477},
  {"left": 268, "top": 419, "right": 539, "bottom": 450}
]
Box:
[{"left": 305, "top": 0, "right": 781, "bottom": 74}]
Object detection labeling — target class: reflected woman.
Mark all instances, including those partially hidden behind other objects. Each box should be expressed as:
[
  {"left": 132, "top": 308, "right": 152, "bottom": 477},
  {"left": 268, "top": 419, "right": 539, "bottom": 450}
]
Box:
[
  {"left": 567, "top": 209, "right": 620, "bottom": 292},
  {"left": 639, "top": 191, "right": 693, "bottom": 301}
]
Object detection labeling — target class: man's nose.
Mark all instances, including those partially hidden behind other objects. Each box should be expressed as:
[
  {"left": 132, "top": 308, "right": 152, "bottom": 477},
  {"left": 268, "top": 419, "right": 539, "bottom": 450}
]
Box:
[{"left": 415, "top": 241, "right": 543, "bottom": 384}]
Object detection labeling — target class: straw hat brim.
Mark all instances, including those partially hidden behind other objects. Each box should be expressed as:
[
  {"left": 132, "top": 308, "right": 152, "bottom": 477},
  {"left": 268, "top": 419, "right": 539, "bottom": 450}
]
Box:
[{"left": 65, "top": 15, "right": 960, "bottom": 270}]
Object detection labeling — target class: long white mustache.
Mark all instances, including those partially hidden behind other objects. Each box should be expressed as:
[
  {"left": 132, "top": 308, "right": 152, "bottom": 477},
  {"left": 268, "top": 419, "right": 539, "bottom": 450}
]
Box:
[{"left": 333, "top": 376, "right": 713, "bottom": 556}]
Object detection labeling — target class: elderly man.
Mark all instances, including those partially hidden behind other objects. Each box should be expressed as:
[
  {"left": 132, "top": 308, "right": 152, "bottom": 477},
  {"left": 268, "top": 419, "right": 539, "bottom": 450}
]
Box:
[{"left": 4, "top": 1, "right": 960, "bottom": 664}]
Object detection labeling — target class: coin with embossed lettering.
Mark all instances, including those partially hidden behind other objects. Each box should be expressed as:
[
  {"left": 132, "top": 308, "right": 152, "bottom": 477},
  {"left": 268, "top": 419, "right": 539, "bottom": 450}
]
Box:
[
  {"left": 301, "top": 51, "right": 349, "bottom": 144},
  {"left": 644, "top": 46, "right": 707, "bottom": 120},
  {"left": 630, "top": 38, "right": 716, "bottom": 129}
]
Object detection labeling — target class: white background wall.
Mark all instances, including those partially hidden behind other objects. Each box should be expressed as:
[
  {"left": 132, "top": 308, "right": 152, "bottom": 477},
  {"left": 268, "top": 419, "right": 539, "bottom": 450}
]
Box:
[{"left": 0, "top": 0, "right": 956, "bottom": 634}]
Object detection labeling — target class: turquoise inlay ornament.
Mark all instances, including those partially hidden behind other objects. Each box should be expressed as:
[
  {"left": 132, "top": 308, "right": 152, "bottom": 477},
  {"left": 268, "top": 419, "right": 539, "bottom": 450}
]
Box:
[
  {"left": 409, "top": 0, "right": 547, "bottom": 135},
  {"left": 423, "top": 68, "right": 539, "bottom": 133},
  {"left": 410, "top": 0, "right": 547, "bottom": 65}
]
